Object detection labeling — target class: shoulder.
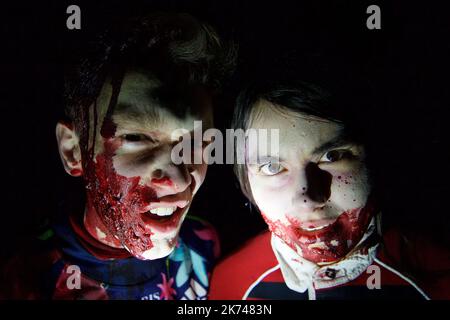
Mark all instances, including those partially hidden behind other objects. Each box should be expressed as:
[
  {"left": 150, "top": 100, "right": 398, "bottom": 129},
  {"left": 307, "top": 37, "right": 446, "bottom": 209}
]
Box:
[
  {"left": 209, "top": 230, "right": 279, "bottom": 300},
  {"left": 0, "top": 229, "right": 62, "bottom": 299},
  {"left": 379, "top": 227, "right": 450, "bottom": 299}
]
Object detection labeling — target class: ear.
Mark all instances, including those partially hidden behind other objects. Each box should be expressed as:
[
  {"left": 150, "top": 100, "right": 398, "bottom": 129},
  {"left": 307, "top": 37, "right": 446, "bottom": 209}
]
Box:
[{"left": 56, "top": 122, "right": 83, "bottom": 177}]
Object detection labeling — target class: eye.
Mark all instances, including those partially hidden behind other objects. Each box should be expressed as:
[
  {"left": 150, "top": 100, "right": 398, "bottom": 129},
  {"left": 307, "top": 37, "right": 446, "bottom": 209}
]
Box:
[
  {"left": 121, "top": 134, "right": 151, "bottom": 143},
  {"left": 259, "top": 162, "right": 285, "bottom": 176},
  {"left": 320, "top": 149, "right": 352, "bottom": 163}
]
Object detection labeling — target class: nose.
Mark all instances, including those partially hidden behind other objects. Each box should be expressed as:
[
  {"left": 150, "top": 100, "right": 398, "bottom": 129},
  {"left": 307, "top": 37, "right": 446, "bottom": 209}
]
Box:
[
  {"left": 151, "top": 164, "right": 192, "bottom": 197},
  {"left": 293, "top": 162, "right": 332, "bottom": 211}
]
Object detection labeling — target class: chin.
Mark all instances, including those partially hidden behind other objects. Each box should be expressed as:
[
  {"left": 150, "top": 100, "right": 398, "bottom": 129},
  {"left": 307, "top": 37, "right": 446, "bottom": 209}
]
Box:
[{"left": 134, "top": 239, "right": 176, "bottom": 260}]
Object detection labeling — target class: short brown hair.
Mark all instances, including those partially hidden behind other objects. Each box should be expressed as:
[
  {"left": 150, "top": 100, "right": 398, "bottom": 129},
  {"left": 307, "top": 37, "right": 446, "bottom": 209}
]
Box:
[{"left": 64, "top": 12, "right": 236, "bottom": 151}]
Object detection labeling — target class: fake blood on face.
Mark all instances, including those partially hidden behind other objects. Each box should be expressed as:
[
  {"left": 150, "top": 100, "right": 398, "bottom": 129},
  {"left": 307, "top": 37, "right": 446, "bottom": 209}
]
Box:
[
  {"left": 83, "top": 134, "right": 156, "bottom": 258},
  {"left": 70, "top": 169, "right": 82, "bottom": 176},
  {"left": 83, "top": 134, "right": 188, "bottom": 258},
  {"left": 82, "top": 75, "right": 185, "bottom": 259},
  {"left": 261, "top": 199, "right": 375, "bottom": 264},
  {"left": 151, "top": 176, "right": 174, "bottom": 187}
]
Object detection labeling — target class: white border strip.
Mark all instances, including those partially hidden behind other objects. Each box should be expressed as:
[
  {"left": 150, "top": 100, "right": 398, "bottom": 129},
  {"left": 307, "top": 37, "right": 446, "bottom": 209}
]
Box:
[
  {"left": 242, "top": 265, "right": 281, "bottom": 300},
  {"left": 374, "top": 257, "right": 431, "bottom": 300}
]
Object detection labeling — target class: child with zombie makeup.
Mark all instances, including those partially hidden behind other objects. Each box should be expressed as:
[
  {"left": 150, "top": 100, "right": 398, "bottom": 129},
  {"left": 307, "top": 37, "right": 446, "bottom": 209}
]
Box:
[
  {"left": 209, "top": 77, "right": 450, "bottom": 300},
  {"left": 0, "top": 12, "right": 234, "bottom": 300}
]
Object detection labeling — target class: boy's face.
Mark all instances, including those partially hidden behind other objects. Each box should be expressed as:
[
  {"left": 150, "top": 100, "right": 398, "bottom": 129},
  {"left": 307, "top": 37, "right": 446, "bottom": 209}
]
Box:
[
  {"left": 246, "top": 100, "right": 374, "bottom": 264},
  {"left": 61, "top": 71, "right": 212, "bottom": 260}
]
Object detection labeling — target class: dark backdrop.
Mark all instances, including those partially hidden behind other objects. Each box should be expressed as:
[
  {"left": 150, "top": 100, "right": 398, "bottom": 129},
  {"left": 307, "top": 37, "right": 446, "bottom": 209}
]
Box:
[{"left": 1, "top": 0, "right": 449, "bottom": 260}]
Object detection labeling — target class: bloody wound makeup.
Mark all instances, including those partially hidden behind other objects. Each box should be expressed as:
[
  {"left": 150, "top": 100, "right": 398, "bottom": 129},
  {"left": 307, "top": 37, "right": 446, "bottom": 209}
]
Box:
[
  {"left": 246, "top": 100, "right": 374, "bottom": 264},
  {"left": 76, "top": 71, "right": 209, "bottom": 260},
  {"left": 58, "top": 13, "right": 223, "bottom": 262},
  {"left": 261, "top": 198, "right": 375, "bottom": 263},
  {"left": 84, "top": 124, "right": 189, "bottom": 259}
]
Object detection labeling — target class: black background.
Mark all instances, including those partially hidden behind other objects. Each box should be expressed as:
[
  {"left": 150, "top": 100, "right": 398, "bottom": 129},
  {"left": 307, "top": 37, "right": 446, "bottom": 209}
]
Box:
[{"left": 1, "top": 0, "right": 450, "bottom": 260}]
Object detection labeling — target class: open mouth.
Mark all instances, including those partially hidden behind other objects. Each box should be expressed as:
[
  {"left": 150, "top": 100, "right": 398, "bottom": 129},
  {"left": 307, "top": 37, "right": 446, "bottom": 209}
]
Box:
[
  {"left": 148, "top": 206, "right": 177, "bottom": 217},
  {"left": 139, "top": 188, "right": 193, "bottom": 231},
  {"left": 140, "top": 205, "right": 188, "bottom": 232},
  {"left": 301, "top": 223, "right": 333, "bottom": 231},
  {"left": 287, "top": 216, "right": 339, "bottom": 234}
]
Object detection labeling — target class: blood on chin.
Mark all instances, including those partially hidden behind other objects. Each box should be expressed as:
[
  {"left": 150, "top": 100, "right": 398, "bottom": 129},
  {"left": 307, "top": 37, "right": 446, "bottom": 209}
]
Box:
[
  {"left": 261, "top": 203, "right": 374, "bottom": 264},
  {"left": 117, "top": 209, "right": 184, "bottom": 259}
]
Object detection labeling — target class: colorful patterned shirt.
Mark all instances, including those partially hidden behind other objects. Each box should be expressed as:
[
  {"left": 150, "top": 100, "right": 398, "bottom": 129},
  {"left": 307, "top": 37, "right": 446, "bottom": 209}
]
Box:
[{"left": 1, "top": 212, "right": 219, "bottom": 300}]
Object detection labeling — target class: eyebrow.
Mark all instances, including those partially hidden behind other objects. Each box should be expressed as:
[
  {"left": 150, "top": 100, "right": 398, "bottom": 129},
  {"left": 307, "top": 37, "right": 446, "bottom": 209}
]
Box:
[
  {"left": 311, "top": 132, "right": 354, "bottom": 156},
  {"left": 245, "top": 136, "right": 284, "bottom": 165}
]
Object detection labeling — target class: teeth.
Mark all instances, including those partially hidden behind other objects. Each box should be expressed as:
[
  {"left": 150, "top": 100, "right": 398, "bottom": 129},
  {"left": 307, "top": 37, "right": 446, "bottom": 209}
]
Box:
[
  {"left": 302, "top": 224, "right": 331, "bottom": 231},
  {"left": 149, "top": 207, "right": 176, "bottom": 216}
]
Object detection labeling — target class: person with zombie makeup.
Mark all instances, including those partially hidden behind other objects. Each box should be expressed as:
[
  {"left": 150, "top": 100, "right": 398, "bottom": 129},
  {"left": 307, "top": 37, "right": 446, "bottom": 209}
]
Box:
[
  {"left": 0, "top": 12, "right": 234, "bottom": 300},
  {"left": 209, "top": 77, "right": 450, "bottom": 300}
]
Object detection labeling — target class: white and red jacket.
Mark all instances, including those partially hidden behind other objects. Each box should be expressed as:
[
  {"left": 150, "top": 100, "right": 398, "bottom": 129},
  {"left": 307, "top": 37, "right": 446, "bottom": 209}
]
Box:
[{"left": 209, "top": 226, "right": 450, "bottom": 300}]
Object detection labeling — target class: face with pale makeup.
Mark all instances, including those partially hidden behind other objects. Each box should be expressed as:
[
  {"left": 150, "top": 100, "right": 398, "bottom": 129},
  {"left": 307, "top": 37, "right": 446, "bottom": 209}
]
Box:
[
  {"left": 246, "top": 100, "right": 375, "bottom": 264},
  {"left": 56, "top": 70, "right": 212, "bottom": 260}
]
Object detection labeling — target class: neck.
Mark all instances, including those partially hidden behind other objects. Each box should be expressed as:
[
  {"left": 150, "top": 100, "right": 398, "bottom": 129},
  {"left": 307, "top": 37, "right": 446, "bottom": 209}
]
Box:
[{"left": 83, "top": 199, "right": 123, "bottom": 249}]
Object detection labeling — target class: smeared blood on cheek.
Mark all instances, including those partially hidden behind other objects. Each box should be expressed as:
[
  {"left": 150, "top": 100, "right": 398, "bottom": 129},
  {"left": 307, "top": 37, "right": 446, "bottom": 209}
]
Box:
[
  {"left": 261, "top": 198, "right": 375, "bottom": 264},
  {"left": 84, "top": 128, "right": 161, "bottom": 257},
  {"left": 80, "top": 74, "right": 188, "bottom": 259},
  {"left": 81, "top": 74, "right": 161, "bottom": 258}
]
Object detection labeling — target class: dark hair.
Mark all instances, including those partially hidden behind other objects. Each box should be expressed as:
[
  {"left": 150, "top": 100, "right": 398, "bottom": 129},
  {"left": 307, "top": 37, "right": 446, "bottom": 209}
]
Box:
[
  {"left": 64, "top": 12, "right": 236, "bottom": 153},
  {"left": 232, "top": 78, "right": 374, "bottom": 203}
]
